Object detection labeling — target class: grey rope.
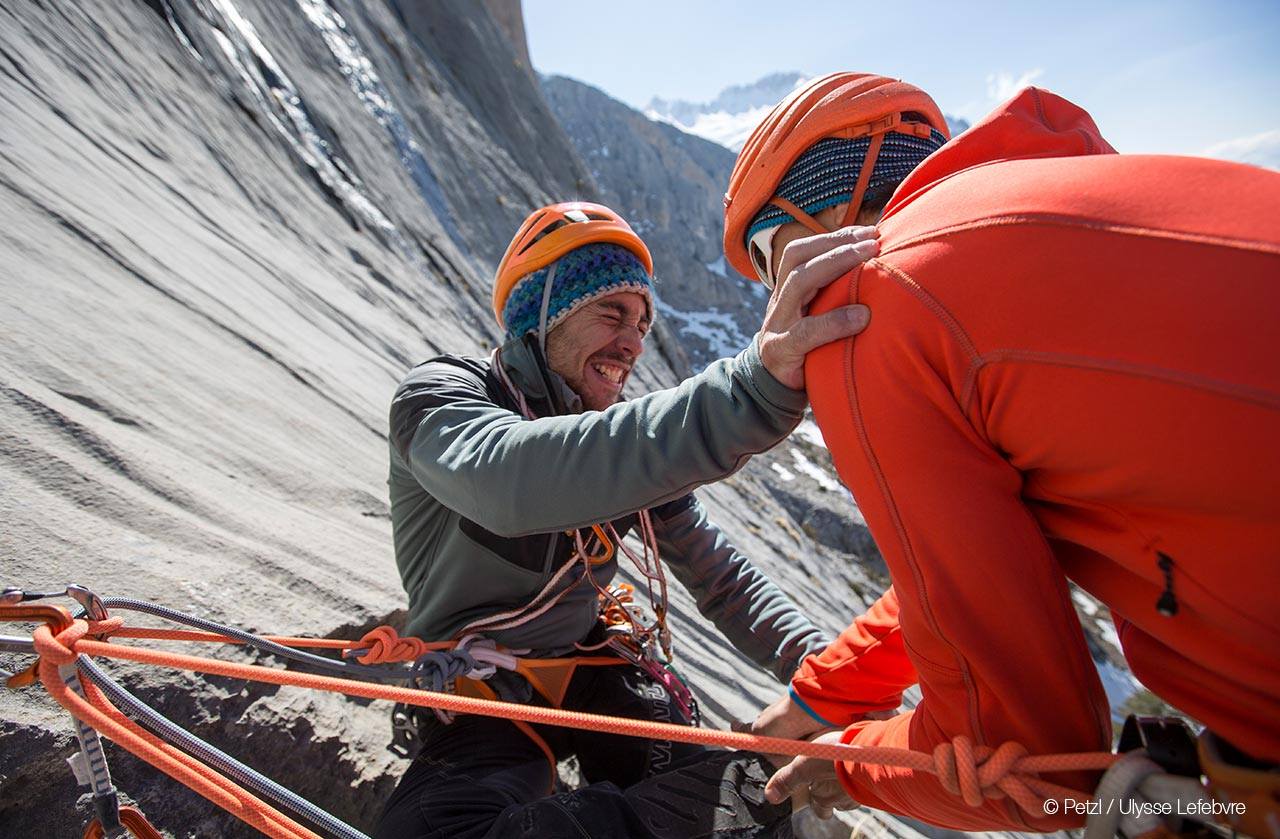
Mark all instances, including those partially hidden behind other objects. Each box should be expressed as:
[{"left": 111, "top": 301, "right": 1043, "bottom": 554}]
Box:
[
  {"left": 77, "top": 657, "right": 371, "bottom": 839},
  {"left": 98, "top": 597, "right": 411, "bottom": 683},
  {"left": 409, "top": 648, "right": 478, "bottom": 692}
]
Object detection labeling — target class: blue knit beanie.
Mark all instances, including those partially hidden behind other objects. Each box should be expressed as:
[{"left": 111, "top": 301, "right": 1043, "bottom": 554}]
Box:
[
  {"left": 745, "top": 128, "right": 947, "bottom": 242},
  {"left": 501, "top": 242, "right": 654, "bottom": 342}
]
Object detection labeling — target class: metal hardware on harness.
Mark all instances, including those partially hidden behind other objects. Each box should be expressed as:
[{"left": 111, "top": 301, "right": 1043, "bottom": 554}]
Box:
[
  {"left": 1, "top": 633, "right": 38, "bottom": 680},
  {"left": 1199, "top": 730, "right": 1280, "bottom": 839},
  {"left": 66, "top": 584, "right": 111, "bottom": 622},
  {"left": 0, "top": 584, "right": 111, "bottom": 622},
  {"left": 0, "top": 634, "right": 37, "bottom": 653},
  {"left": 1118, "top": 715, "right": 1201, "bottom": 778},
  {"left": 2, "top": 586, "right": 69, "bottom": 605},
  {"left": 605, "top": 634, "right": 700, "bottom": 727},
  {"left": 389, "top": 703, "right": 424, "bottom": 759}
]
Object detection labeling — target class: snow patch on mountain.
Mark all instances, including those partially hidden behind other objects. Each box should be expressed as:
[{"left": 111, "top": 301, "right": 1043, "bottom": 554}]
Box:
[
  {"left": 793, "top": 418, "right": 827, "bottom": 449},
  {"left": 646, "top": 72, "right": 809, "bottom": 152},
  {"left": 790, "top": 448, "right": 842, "bottom": 492},
  {"left": 646, "top": 103, "right": 778, "bottom": 153},
  {"left": 655, "top": 300, "right": 753, "bottom": 360},
  {"left": 647, "top": 71, "right": 970, "bottom": 152}
]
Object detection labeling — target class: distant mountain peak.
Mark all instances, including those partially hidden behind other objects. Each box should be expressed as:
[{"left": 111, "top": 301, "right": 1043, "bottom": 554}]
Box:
[
  {"left": 644, "top": 72, "right": 970, "bottom": 152},
  {"left": 645, "top": 71, "right": 806, "bottom": 121},
  {"left": 644, "top": 73, "right": 810, "bottom": 152}
]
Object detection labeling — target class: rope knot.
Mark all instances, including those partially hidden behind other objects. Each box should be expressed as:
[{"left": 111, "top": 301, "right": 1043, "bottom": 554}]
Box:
[
  {"left": 410, "top": 649, "right": 477, "bottom": 692},
  {"left": 933, "top": 737, "right": 1031, "bottom": 808},
  {"left": 355, "top": 626, "right": 429, "bottom": 665},
  {"left": 32, "top": 620, "right": 88, "bottom": 666},
  {"left": 410, "top": 647, "right": 483, "bottom": 726}
]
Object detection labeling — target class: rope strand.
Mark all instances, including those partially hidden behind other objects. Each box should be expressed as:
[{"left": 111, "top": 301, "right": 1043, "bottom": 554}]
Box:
[{"left": 4, "top": 599, "right": 1122, "bottom": 839}]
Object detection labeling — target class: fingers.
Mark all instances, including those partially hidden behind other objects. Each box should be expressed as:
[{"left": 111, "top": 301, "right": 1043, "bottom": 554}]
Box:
[
  {"left": 765, "top": 756, "right": 823, "bottom": 805},
  {"left": 757, "top": 304, "right": 870, "bottom": 390},
  {"left": 772, "top": 234, "right": 880, "bottom": 324},
  {"left": 778, "top": 305, "right": 870, "bottom": 358},
  {"left": 749, "top": 693, "right": 833, "bottom": 742},
  {"left": 776, "top": 225, "right": 879, "bottom": 283},
  {"left": 811, "top": 781, "right": 857, "bottom": 814}
]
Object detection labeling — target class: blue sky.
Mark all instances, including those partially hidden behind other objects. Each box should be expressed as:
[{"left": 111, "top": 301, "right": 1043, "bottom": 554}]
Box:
[{"left": 523, "top": 0, "right": 1280, "bottom": 161}]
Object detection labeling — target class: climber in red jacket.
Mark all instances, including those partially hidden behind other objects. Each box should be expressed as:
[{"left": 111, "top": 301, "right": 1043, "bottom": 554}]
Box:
[{"left": 722, "top": 73, "right": 1280, "bottom": 832}]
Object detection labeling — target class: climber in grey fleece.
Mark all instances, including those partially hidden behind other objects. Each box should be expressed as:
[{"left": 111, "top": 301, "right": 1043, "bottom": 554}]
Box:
[
  {"left": 387, "top": 331, "right": 828, "bottom": 680},
  {"left": 377, "top": 204, "right": 876, "bottom": 839}
]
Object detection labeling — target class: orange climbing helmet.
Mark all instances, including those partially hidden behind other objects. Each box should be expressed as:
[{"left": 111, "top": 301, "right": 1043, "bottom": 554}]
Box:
[
  {"left": 722, "top": 72, "right": 949, "bottom": 281},
  {"left": 492, "top": 202, "right": 653, "bottom": 329}
]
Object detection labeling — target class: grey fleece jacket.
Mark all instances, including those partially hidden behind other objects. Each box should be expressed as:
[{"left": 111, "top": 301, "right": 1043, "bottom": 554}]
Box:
[{"left": 387, "top": 333, "right": 829, "bottom": 682}]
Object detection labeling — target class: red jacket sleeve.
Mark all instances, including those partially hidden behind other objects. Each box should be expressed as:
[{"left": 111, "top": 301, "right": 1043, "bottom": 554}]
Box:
[
  {"left": 790, "top": 587, "right": 917, "bottom": 725},
  {"left": 803, "top": 261, "right": 1112, "bottom": 831}
]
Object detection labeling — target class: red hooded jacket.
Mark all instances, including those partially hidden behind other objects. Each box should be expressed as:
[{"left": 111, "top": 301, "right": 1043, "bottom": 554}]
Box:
[{"left": 793, "top": 87, "right": 1280, "bottom": 830}]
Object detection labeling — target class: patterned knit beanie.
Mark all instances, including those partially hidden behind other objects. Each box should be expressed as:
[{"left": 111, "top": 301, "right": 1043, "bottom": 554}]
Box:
[
  {"left": 501, "top": 242, "right": 654, "bottom": 342},
  {"left": 745, "top": 128, "right": 947, "bottom": 242}
]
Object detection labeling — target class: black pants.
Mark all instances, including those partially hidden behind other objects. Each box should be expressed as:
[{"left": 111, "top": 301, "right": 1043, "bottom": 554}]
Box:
[{"left": 375, "top": 664, "right": 791, "bottom": 839}]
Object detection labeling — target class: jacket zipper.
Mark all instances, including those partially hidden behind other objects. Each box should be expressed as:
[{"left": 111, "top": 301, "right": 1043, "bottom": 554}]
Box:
[{"left": 1155, "top": 551, "right": 1178, "bottom": 617}]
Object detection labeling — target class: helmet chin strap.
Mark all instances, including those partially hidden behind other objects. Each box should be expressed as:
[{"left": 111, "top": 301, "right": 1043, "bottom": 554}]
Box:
[{"left": 536, "top": 259, "right": 559, "bottom": 359}]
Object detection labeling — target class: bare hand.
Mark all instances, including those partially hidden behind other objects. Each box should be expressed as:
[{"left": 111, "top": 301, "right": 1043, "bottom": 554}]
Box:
[
  {"left": 740, "top": 693, "right": 834, "bottom": 764},
  {"left": 764, "top": 731, "right": 859, "bottom": 819},
  {"left": 757, "top": 226, "right": 879, "bottom": 390}
]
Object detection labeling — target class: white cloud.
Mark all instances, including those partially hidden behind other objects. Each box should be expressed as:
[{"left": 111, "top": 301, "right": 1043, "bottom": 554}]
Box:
[
  {"left": 956, "top": 68, "right": 1044, "bottom": 123},
  {"left": 986, "top": 68, "right": 1044, "bottom": 103},
  {"left": 1202, "top": 129, "right": 1280, "bottom": 171}
]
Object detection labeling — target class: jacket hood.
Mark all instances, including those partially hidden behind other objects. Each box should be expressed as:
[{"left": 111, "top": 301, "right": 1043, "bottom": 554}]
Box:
[
  {"left": 498, "top": 333, "right": 583, "bottom": 415},
  {"left": 881, "top": 87, "right": 1117, "bottom": 224}
]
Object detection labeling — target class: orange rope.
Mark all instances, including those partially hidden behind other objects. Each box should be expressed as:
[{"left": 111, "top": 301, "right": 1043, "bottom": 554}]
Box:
[
  {"left": 350, "top": 625, "right": 451, "bottom": 663},
  {"left": 82, "top": 805, "right": 164, "bottom": 839},
  {"left": 33, "top": 622, "right": 320, "bottom": 839},
  {"left": 70, "top": 630, "right": 1117, "bottom": 802},
  {"left": 5, "top": 605, "right": 1123, "bottom": 832}
]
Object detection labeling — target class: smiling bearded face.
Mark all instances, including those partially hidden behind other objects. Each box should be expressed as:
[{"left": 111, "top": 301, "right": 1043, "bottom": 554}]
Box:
[{"left": 544, "top": 290, "right": 651, "bottom": 412}]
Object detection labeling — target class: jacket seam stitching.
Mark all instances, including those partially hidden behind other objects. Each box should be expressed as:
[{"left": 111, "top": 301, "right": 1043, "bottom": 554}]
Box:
[
  {"left": 882, "top": 213, "right": 1280, "bottom": 258},
  {"left": 844, "top": 269, "right": 992, "bottom": 754},
  {"left": 971, "top": 349, "right": 1280, "bottom": 411},
  {"left": 851, "top": 264, "right": 1058, "bottom": 828},
  {"left": 872, "top": 259, "right": 982, "bottom": 365},
  {"left": 794, "top": 625, "right": 912, "bottom": 678}
]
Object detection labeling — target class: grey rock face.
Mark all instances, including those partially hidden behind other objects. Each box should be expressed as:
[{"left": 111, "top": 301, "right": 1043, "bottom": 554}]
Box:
[
  {"left": 0, "top": 2, "right": 1132, "bottom": 838},
  {"left": 0, "top": 2, "right": 880, "bottom": 837}
]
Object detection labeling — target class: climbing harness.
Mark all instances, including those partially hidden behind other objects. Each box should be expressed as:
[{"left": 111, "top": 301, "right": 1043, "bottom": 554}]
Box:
[
  {"left": 591, "top": 582, "right": 700, "bottom": 726},
  {"left": 1084, "top": 716, "right": 1279, "bottom": 839},
  {"left": 484, "top": 346, "right": 693, "bottom": 719},
  {"left": 4, "top": 583, "right": 1141, "bottom": 838}
]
